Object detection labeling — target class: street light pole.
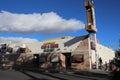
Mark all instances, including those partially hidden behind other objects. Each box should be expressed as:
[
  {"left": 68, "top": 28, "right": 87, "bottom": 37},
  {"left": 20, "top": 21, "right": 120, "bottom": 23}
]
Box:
[{"left": 118, "top": 39, "right": 120, "bottom": 49}]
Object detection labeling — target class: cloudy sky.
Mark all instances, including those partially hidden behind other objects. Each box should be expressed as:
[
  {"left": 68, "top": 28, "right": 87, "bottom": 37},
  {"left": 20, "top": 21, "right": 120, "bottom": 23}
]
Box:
[
  {"left": 0, "top": 0, "right": 119, "bottom": 49},
  {"left": 0, "top": 11, "right": 84, "bottom": 34}
]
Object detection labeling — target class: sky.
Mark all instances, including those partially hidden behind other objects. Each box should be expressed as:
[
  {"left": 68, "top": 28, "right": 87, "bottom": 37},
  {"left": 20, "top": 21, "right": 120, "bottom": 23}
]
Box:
[{"left": 0, "top": 0, "right": 119, "bottom": 50}]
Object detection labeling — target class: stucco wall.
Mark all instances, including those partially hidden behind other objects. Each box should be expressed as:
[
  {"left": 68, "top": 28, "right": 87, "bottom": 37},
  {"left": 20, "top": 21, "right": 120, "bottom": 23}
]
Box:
[
  {"left": 72, "top": 37, "right": 90, "bottom": 70},
  {"left": 91, "top": 44, "right": 115, "bottom": 64}
]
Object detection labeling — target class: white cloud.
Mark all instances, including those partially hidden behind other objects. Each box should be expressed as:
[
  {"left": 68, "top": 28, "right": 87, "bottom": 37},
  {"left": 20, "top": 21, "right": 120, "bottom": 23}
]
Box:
[
  {"left": 0, "top": 11, "right": 85, "bottom": 35},
  {"left": 0, "top": 37, "right": 39, "bottom": 44}
]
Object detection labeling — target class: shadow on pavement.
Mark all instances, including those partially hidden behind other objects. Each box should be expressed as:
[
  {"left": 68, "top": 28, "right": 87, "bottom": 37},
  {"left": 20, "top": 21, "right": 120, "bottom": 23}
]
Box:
[
  {"left": 20, "top": 70, "right": 49, "bottom": 80},
  {"left": 19, "top": 69, "right": 110, "bottom": 80},
  {"left": 16, "top": 68, "right": 120, "bottom": 80},
  {"left": 18, "top": 69, "right": 68, "bottom": 80},
  {"left": 74, "top": 71, "right": 109, "bottom": 79},
  {"left": 110, "top": 71, "right": 120, "bottom": 80}
]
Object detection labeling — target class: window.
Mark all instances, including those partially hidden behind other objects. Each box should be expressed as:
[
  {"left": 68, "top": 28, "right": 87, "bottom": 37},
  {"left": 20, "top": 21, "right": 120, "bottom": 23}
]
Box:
[
  {"left": 51, "top": 56, "right": 59, "bottom": 63},
  {"left": 72, "top": 54, "right": 84, "bottom": 63},
  {"left": 39, "top": 56, "right": 46, "bottom": 63}
]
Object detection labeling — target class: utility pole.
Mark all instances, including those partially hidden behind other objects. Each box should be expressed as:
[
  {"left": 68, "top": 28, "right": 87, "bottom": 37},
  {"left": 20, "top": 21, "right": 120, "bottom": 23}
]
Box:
[
  {"left": 118, "top": 39, "right": 120, "bottom": 49},
  {"left": 84, "top": 0, "right": 98, "bottom": 69}
]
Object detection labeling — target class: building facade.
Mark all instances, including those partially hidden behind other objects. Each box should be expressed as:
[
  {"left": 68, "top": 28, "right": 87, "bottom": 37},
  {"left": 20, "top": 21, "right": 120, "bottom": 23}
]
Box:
[{"left": 0, "top": 35, "right": 115, "bottom": 71}]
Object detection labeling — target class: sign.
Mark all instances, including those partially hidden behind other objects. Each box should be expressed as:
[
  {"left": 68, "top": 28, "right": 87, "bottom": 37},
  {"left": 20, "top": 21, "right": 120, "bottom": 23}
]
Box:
[
  {"left": 41, "top": 41, "right": 59, "bottom": 52},
  {"left": 85, "top": 25, "right": 97, "bottom": 33},
  {"left": 44, "top": 41, "right": 55, "bottom": 45},
  {"left": 41, "top": 44, "right": 59, "bottom": 49}
]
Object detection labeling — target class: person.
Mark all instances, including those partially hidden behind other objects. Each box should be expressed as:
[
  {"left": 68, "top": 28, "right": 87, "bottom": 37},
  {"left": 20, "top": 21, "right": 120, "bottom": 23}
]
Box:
[
  {"left": 105, "top": 61, "right": 108, "bottom": 71},
  {"left": 109, "top": 60, "right": 113, "bottom": 71},
  {"left": 99, "top": 57, "right": 102, "bottom": 69}
]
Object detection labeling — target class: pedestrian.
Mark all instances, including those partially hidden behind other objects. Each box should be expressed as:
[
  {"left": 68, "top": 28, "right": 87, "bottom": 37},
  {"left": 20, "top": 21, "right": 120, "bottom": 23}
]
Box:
[
  {"left": 109, "top": 60, "right": 113, "bottom": 71},
  {"left": 99, "top": 57, "right": 102, "bottom": 70},
  {"left": 105, "top": 61, "right": 108, "bottom": 71}
]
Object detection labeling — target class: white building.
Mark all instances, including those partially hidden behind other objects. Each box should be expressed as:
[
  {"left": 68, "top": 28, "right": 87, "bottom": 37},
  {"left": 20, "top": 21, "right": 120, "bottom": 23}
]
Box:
[
  {"left": 3, "top": 35, "right": 115, "bottom": 70},
  {"left": 91, "top": 44, "right": 115, "bottom": 64}
]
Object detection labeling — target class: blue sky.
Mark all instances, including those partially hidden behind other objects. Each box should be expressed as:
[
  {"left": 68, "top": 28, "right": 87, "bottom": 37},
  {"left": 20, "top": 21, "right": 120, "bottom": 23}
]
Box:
[{"left": 0, "top": 0, "right": 119, "bottom": 49}]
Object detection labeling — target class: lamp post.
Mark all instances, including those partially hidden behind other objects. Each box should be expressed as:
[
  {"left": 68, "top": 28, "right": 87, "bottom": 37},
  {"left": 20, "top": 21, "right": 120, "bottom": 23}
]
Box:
[{"left": 84, "top": 0, "right": 98, "bottom": 69}]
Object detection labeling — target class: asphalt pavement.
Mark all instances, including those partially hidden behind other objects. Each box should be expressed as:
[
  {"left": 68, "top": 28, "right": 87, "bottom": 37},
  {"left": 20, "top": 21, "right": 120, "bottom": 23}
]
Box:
[{"left": 0, "top": 69, "right": 110, "bottom": 80}]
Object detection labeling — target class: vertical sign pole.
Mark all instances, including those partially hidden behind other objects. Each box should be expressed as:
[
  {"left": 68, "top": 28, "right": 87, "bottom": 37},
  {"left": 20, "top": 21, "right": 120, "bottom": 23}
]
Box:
[
  {"left": 91, "top": 1, "right": 99, "bottom": 69},
  {"left": 84, "top": 0, "right": 98, "bottom": 69}
]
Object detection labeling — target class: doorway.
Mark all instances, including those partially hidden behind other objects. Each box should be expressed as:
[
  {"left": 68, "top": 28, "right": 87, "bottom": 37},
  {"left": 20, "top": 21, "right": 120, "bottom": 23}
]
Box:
[
  {"left": 63, "top": 53, "right": 71, "bottom": 70},
  {"left": 33, "top": 54, "right": 39, "bottom": 67}
]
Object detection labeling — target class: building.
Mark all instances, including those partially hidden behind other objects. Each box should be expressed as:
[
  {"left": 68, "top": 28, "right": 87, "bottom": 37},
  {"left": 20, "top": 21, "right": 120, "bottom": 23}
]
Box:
[
  {"left": 0, "top": 34, "right": 115, "bottom": 70},
  {"left": 38, "top": 34, "right": 115, "bottom": 70}
]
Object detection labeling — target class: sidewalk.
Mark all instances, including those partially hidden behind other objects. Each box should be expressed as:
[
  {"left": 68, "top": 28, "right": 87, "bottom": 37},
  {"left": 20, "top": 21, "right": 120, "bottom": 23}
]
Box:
[{"left": 72, "top": 69, "right": 110, "bottom": 77}]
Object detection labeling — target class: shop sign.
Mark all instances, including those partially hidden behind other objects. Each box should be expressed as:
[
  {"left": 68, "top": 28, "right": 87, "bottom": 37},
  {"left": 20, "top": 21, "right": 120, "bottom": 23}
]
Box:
[
  {"left": 41, "top": 44, "right": 59, "bottom": 49},
  {"left": 44, "top": 41, "right": 55, "bottom": 45}
]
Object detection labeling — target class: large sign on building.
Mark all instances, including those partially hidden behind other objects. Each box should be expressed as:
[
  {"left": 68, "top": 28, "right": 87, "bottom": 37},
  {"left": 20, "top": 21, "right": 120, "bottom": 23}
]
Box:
[{"left": 41, "top": 41, "right": 59, "bottom": 52}]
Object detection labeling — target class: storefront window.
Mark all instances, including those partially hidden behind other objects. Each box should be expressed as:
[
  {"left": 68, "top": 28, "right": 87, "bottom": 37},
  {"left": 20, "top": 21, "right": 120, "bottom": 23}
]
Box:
[
  {"left": 51, "top": 56, "right": 59, "bottom": 63},
  {"left": 72, "top": 54, "right": 84, "bottom": 63},
  {"left": 39, "top": 56, "right": 46, "bottom": 63}
]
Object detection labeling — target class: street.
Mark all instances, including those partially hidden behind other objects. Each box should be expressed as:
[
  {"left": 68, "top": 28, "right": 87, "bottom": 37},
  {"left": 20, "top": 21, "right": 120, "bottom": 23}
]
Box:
[{"left": 0, "top": 69, "right": 110, "bottom": 80}]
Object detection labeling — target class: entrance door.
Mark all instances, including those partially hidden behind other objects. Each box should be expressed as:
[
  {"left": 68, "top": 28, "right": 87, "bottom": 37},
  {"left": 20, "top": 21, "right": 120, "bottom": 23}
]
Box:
[
  {"left": 33, "top": 54, "right": 39, "bottom": 67},
  {"left": 63, "top": 53, "right": 71, "bottom": 70}
]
